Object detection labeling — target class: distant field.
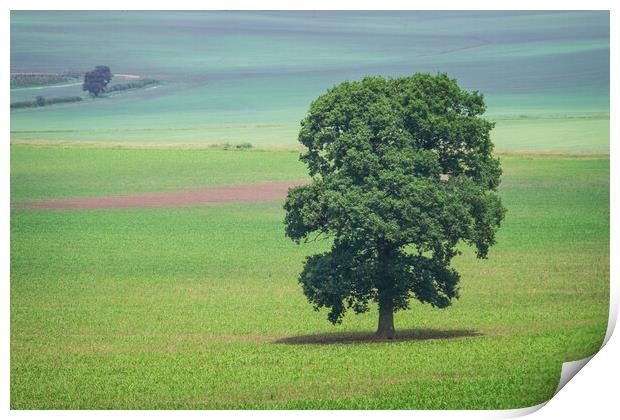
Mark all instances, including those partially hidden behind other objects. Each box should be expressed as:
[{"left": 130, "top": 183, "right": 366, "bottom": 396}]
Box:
[
  {"left": 10, "top": 11, "right": 609, "bottom": 151},
  {"left": 10, "top": 146, "right": 609, "bottom": 409},
  {"left": 491, "top": 114, "right": 609, "bottom": 152},
  {"left": 10, "top": 113, "right": 610, "bottom": 152}
]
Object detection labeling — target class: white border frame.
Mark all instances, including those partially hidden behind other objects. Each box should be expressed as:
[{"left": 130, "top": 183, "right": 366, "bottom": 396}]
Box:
[{"left": 3, "top": 2, "right": 616, "bottom": 419}]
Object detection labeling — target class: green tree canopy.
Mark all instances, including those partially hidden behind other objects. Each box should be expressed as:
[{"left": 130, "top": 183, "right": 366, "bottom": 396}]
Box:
[
  {"left": 284, "top": 73, "right": 506, "bottom": 339},
  {"left": 82, "top": 65, "right": 112, "bottom": 97}
]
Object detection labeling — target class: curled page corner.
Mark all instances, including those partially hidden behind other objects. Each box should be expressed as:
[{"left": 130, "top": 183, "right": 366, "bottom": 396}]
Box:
[
  {"left": 554, "top": 355, "right": 595, "bottom": 395},
  {"left": 501, "top": 355, "right": 597, "bottom": 419},
  {"left": 551, "top": 279, "right": 617, "bottom": 397},
  {"left": 551, "top": 311, "right": 614, "bottom": 397},
  {"left": 497, "top": 401, "right": 548, "bottom": 418},
  {"left": 602, "top": 301, "right": 618, "bottom": 348}
]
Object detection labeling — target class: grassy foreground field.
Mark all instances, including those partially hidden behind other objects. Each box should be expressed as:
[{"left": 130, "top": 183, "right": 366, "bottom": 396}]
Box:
[{"left": 10, "top": 145, "right": 609, "bottom": 409}]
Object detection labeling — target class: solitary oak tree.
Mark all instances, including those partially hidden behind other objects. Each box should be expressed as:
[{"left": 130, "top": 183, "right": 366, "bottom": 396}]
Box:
[
  {"left": 83, "top": 65, "right": 113, "bottom": 97},
  {"left": 284, "top": 73, "right": 506, "bottom": 339}
]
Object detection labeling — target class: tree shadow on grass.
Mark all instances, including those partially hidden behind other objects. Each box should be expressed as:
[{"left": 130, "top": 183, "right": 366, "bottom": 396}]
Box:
[{"left": 274, "top": 328, "right": 482, "bottom": 345}]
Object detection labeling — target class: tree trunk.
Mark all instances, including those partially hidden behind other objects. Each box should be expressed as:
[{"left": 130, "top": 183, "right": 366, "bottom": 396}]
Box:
[
  {"left": 376, "top": 299, "right": 395, "bottom": 339},
  {"left": 376, "top": 243, "right": 396, "bottom": 339}
]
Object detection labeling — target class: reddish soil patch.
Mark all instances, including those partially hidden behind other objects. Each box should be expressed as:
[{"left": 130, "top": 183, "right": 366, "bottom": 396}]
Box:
[{"left": 23, "top": 180, "right": 309, "bottom": 211}]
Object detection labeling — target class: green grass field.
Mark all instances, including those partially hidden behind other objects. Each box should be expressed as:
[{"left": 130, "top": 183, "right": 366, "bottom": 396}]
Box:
[
  {"left": 9, "top": 11, "right": 610, "bottom": 409},
  {"left": 10, "top": 146, "right": 306, "bottom": 205},
  {"left": 10, "top": 146, "right": 609, "bottom": 409}
]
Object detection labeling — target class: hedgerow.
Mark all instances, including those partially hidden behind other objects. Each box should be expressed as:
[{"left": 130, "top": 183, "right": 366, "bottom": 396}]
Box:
[
  {"left": 106, "top": 79, "right": 160, "bottom": 93},
  {"left": 10, "top": 96, "right": 83, "bottom": 109},
  {"left": 10, "top": 72, "right": 82, "bottom": 89}
]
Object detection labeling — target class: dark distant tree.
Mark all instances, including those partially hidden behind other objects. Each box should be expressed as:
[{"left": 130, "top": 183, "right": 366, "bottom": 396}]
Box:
[
  {"left": 82, "top": 65, "right": 113, "bottom": 97},
  {"left": 284, "top": 73, "right": 506, "bottom": 339},
  {"left": 35, "top": 96, "right": 46, "bottom": 107}
]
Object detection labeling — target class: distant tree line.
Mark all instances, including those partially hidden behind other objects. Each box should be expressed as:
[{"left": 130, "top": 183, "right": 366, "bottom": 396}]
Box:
[
  {"left": 82, "top": 66, "right": 161, "bottom": 96},
  {"left": 11, "top": 65, "right": 161, "bottom": 109},
  {"left": 105, "top": 78, "right": 160, "bottom": 93},
  {"left": 83, "top": 66, "right": 113, "bottom": 97},
  {"left": 10, "top": 95, "right": 83, "bottom": 109},
  {"left": 10, "top": 72, "right": 82, "bottom": 89}
]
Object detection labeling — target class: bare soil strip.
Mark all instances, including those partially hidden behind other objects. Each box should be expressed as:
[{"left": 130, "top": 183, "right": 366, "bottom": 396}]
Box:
[{"left": 22, "top": 180, "right": 309, "bottom": 211}]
